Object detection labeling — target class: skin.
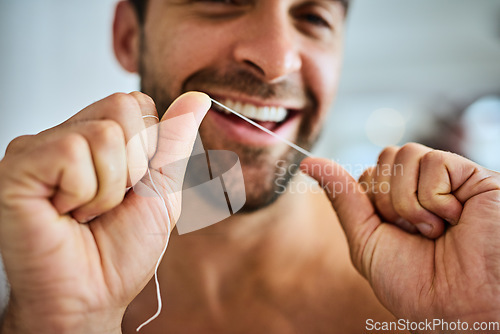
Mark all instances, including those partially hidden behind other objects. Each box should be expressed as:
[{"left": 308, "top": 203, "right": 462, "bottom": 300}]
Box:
[
  {"left": 134, "top": 0, "right": 344, "bottom": 211},
  {"left": 303, "top": 146, "right": 500, "bottom": 329},
  {"left": 0, "top": 91, "right": 213, "bottom": 333},
  {"left": 0, "top": 1, "right": 498, "bottom": 334},
  {"left": 118, "top": 0, "right": 393, "bottom": 332}
]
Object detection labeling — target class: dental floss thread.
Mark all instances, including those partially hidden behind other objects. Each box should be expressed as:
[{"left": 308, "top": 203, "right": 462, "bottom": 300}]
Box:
[
  {"left": 210, "top": 98, "right": 313, "bottom": 158},
  {"left": 137, "top": 114, "right": 172, "bottom": 332},
  {"left": 142, "top": 115, "right": 159, "bottom": 120},
  {"left": 137, "top": 100, "right": 312, "bottom": 330}
]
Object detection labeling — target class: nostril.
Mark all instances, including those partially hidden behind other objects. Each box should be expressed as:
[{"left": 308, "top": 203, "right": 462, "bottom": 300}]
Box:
[
  {"left": 242, "top": 59, "right": 266, "bottom": 77},
  {"left": 233, "top": 30, "right": 301, "bottom": 82}
]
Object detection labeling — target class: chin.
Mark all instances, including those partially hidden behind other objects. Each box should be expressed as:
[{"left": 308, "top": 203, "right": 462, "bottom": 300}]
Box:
[
  {"left": 237, "top": 179, "right": 282, "bottom": 213},
  {"left": 230, "top": 147, "right": 304, "bottom": 213}
]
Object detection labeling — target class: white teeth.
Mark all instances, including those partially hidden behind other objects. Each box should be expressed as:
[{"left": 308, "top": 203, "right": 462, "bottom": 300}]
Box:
[{"left": 221, "top": 99, "right": 288, "bottom": 122}]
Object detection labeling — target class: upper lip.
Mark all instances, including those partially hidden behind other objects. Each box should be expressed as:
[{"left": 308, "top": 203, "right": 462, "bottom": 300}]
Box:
[{"left": 206, "top": 91, "right": 307, "bottom": 112}]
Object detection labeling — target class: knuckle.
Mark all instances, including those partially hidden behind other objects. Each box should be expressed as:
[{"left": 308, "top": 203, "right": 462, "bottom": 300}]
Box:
[
  {"left": 130, "top": 91, "right": 156, "bottom": 108},
  {"left": 358, "top": 167, "right": 374, "bottom": 183},
  {"left": 89, "top": 120, "right": 125, "bottom": 147},
  {"left": 0, "top": 162, "right": 8, "bottom": 199},
  {"left": 377, "top": 146, "right": 399, "bottom": 163},
  {"left": 399, "top": 142, "right": 415, "bottom": 152},
  {"left": 106, "top": 93, "right": 143, "bottom": 130},
  {"left": 397, "top": 142, "right": 421, "bottom": 158},
  {"left": 107, "top": 92, "right": 140, "bottom": 114},
  {"left": 0, "top": 167, "right": 22, "bottom": 210},
  {"left": 404, "top": 142, "right": 425, "bottom": 150},
  {"left": 58, "top": 133, "right": 90, "bottom": 164},
  {"left": 421, "top": 150, "right": 444, "bottom": 166},
  {"left": 5, "top": 135, "right": 34, "bottom": 155}
]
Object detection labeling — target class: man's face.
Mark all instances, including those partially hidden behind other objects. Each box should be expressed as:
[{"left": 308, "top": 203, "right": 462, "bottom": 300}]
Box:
[{"left": 138, "top": 0, "right": 345, "bottom": 210}]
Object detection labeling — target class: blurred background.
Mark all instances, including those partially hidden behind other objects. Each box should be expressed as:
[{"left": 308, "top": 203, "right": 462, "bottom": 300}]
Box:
[{"left": 1, "top": 0, "right": 499, "bottom": 175}]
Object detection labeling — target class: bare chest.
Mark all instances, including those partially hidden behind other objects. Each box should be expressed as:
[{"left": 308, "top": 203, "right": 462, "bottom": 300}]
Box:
[{"left": 122, "top": 267, "right": 392, "bottom": 334}]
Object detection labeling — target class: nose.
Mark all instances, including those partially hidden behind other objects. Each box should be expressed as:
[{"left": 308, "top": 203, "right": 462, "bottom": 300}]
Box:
[{"left": 233, "top": 12, "right": 302, "bottom": 83}]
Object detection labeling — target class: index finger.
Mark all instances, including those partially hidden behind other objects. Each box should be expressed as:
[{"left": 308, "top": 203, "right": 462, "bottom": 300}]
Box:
[
  {"left": 67, "top": 92, "right": 159, "bottom": 186},
  {"left": 66, "top": 92, "right": 158, "bottom": 145}
]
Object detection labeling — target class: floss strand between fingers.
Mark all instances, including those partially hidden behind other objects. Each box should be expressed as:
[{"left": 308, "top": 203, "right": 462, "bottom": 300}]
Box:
[
  {"left": 136, "top": 114, "right": 171, "bottom": 332},
  {"left": 210, "top": 98, "right": 313, "bottom": 158}
]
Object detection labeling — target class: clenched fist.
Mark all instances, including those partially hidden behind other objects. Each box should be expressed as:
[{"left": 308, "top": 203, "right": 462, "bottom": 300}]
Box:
[
  {"left": 303, "top": 143, "right": 500, "bottom": 333},
  {"left": 0, "top": 91, "right": 211, "bottom": 334}
]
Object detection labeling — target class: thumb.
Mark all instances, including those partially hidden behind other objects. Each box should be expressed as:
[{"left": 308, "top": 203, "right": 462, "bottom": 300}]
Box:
[
  {"left": 300, "top": 157, "right": 381, "bottom": 275},
  {"left": 151, "top": 91, "right": 211, "bottom": 171},
  {"left": 134, "top": 91, "right": 211, "bottom": 222}
]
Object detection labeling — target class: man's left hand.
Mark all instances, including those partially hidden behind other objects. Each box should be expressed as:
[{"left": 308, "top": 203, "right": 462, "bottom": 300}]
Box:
[{"left": 302, "top": 143, "right": 500, "bottom": 331}]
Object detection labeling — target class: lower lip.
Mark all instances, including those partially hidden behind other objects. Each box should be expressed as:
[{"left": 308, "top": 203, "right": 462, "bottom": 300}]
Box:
[{"left": 205, "top": 107, "right": 300, "bottom": 146}]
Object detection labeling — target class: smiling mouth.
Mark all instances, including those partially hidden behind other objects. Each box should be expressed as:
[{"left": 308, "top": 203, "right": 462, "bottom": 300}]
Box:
[{"left": 211, "top": 98, "right": 300, "bottom": 128}]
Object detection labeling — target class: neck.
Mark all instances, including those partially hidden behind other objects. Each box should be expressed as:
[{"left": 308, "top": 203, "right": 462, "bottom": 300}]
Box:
[
  {"left": 146, "top": 174, "right": 350, "bottom": 324},
  {"left": 170, "top": 173, "right": 318, "bottom": 249},
  {"left": 163, "top": 173, "right": 346, "bottom": 281}
]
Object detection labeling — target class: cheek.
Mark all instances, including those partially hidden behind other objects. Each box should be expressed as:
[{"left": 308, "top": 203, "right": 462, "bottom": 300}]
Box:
[
  {"left": 169, "top": 25, "right": 214, "bottom": 66},
  {"left": 313, "top": 52, "right": 342, "bottom": 104},
  {"left": 299, "top": 50, "right": 342, "bottom": 138},
  {"left": 144, "top": 21, "right": 231, "bottom": 94}
]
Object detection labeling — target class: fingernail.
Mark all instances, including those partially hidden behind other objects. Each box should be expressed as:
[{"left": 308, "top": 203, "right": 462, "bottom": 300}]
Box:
[
  {"left": 445, "top": 217, "right": 458, "bottom": 226},
  {"left": 395, "top": 218, "right": 418, "bottom": 233},
  {"left": 81, "top": 215, "right": 97, "bottom": 224},
  {"left": 416, "top": 223, "right": 433, "bottom": 236}
]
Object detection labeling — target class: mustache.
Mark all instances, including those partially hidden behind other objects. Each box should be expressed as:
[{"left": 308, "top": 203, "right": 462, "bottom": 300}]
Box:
[{"left": 182, "top": 67, "right": 312, "bottom": 105}]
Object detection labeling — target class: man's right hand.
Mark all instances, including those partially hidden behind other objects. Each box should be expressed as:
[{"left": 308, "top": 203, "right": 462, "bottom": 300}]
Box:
[{"left": 0, "top": 91, "right": 211, "bottom": 334}]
